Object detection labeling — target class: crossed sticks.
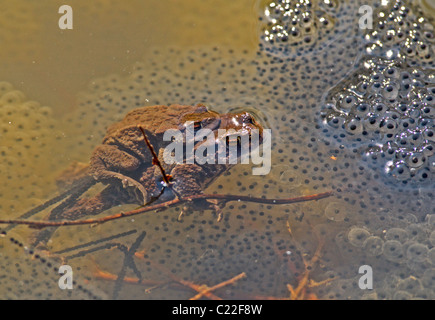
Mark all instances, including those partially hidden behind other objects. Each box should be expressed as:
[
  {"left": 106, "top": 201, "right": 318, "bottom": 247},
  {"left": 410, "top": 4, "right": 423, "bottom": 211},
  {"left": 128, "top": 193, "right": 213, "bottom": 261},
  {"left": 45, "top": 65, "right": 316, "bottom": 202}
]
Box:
[{"left": 93, "top": 261, "right": 246, "bottom": 300}]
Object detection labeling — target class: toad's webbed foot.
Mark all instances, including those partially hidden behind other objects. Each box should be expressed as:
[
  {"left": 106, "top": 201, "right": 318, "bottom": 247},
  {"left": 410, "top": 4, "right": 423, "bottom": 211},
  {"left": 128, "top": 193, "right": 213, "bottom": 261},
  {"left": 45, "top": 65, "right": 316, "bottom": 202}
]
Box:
[
  {"left": 177, "top": 200, "right": 224, "bottom": 222},
  {"left": 99, "top": 171, "right": 149, "bottom": 205}
]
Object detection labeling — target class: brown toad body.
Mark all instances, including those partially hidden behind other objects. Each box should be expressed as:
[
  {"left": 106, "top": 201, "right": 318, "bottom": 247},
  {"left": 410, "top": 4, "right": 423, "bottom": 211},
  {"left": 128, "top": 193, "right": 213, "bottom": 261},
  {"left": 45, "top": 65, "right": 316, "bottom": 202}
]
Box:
[{"left": 49, "top": 104, "right": 264, "bottom": 222}]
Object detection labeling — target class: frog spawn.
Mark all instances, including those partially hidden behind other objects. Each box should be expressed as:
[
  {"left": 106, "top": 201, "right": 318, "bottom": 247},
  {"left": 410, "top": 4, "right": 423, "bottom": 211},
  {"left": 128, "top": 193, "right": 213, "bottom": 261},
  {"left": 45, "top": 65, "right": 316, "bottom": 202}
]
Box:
[
  {"left": 320, "top": 56, "right": 435, "bottom": 186},
  {"left": 364, "top": 0, "right": 435, "bottom": 67},
  {"left": 259, "top": 0, "right": 342, "bottom": 57},
  {"left": 335, "top": 214, "right": 435, "bottom": 299},
  {"left": 0, "top": 82, "right": 66, "bottom": 216}
]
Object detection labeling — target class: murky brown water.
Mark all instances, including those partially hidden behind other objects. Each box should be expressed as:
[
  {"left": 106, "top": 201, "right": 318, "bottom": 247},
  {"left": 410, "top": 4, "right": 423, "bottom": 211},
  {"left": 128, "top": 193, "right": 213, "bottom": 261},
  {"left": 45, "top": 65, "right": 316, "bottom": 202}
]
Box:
[{"left": 0, "top": 0, "right": 434, "bottom": 299}]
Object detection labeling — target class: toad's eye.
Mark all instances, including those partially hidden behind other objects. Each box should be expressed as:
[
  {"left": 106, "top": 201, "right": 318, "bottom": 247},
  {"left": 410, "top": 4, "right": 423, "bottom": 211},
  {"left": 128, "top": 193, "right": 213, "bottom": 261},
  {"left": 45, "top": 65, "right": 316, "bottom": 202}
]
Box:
[
  {"left": 193, "top": 121, "right": 202, "bottom": 131},
  {"left": 244, "top": 114, "right": 254, "bottom": 124},
  {"left": 199, "top": 118, "right": 221, "bottom": 130}
]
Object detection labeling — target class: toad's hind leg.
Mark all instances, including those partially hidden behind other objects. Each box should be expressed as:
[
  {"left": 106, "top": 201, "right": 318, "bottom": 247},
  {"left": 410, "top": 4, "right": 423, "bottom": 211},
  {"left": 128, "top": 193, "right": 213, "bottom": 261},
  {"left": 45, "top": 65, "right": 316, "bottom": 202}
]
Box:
[
  {"left": 90, "top": 144, "right": 149, "bottom": 204},
  {"left": 31, "top": 185, "right": 132, "bottom": 247},
  {"left": 4, "top": 176, "right": 96, "bottom": 234}
]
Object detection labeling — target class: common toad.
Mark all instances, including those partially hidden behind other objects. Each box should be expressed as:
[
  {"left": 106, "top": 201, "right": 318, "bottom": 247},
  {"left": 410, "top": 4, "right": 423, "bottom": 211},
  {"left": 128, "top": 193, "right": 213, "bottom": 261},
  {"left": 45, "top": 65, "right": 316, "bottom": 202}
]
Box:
[{"left": 48, "top": 104, "right": 264, "bottom": 222}]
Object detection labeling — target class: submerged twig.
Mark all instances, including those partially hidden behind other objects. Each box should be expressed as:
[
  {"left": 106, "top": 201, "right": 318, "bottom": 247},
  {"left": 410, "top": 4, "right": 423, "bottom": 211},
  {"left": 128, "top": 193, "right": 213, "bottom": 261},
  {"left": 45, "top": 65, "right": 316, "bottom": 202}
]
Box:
[
  {"left": 0, "top": 191, "right": 333, "bottom": 228},
  {"left": 138, "top": 125, "right": 172, "bottom": 187},
  {"left": 189, "top": 272, "right": 246, "bottom": 300}
]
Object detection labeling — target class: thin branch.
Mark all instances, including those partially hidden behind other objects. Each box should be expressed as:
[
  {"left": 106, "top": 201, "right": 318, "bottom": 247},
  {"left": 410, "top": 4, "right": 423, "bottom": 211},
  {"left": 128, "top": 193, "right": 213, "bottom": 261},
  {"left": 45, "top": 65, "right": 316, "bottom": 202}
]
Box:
[
  {"left": 190, "top": 272, "right": 246, "bottom": 300},
  {"left": 138, "top": 125, "right": 172, "bottom": 187},
  {"left": 0, "top": 191, "right": 333, "bottom": 228}
]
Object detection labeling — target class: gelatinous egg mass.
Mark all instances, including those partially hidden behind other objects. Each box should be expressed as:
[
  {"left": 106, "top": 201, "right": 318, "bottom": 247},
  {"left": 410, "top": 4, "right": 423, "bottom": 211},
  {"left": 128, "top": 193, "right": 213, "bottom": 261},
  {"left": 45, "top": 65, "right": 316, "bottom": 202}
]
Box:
[
  {"left": 259, "top": 0, "right": 346, "bottom": 57},
  {"left": 320, "top": 0, "right": 435, "bottom": 187},
  {"left": 321, "top": 56, "right": 435, "bottom": 186},
  {"left": 364, "top": 0, "right": 435, "bottom": 67}
]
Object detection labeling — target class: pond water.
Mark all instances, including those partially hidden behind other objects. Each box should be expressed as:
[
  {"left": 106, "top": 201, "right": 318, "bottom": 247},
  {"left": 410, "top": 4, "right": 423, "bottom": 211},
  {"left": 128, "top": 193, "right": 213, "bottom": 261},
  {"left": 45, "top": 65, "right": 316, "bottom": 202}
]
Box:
[{"left": 0, "top": 0, "right": 434, "bottom": 299}]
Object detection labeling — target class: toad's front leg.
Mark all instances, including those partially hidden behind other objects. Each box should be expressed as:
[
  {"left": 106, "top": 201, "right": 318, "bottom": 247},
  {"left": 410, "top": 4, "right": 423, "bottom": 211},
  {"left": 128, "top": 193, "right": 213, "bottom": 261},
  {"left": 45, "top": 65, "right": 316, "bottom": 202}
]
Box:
[{"left": 168, "top": 164, "right": 228, "bottom": 221}]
